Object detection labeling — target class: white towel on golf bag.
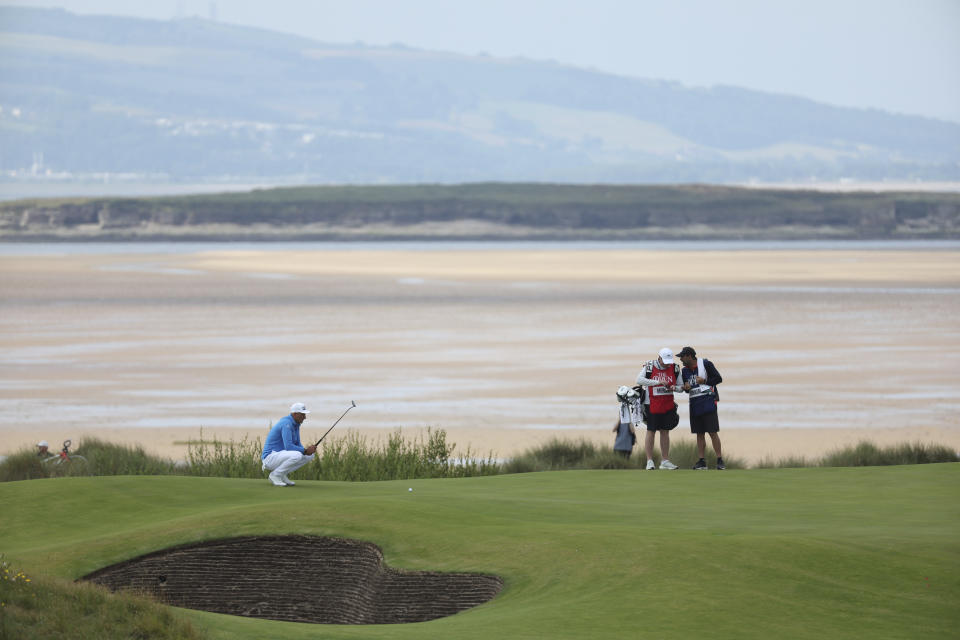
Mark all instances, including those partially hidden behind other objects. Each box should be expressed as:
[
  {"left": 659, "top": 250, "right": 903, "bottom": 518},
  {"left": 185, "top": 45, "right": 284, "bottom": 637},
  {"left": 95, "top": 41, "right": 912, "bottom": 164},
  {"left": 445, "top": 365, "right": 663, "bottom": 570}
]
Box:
[
  {"left": 620, "top": 401, "right": 641, "bottom": 425},
  {"left": 690, "top": 358, "right": 712, "bottom": 396}
]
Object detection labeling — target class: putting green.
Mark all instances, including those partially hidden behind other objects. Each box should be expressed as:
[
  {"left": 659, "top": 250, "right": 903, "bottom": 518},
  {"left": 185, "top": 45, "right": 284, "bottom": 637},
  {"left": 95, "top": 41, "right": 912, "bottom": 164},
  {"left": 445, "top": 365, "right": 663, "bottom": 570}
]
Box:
[{"left": 1, "top": 466, "right": 957, "bottom": 639}]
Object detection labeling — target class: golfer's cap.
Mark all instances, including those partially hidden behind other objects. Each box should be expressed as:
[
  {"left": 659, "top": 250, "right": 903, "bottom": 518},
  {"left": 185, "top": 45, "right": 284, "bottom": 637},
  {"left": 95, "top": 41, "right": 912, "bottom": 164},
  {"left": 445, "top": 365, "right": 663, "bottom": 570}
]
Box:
[
  {"left": 37, "top": 440, "right": 49, "bottom": 447},
  {"left": 677, "top": 346, "right": 697, "bottom": 358},
  {"left": 659, "top": 347, "right": 675, "bottom": 364},
  {"left": 290, "top": 402, "right": 311, "bottom": 415}
]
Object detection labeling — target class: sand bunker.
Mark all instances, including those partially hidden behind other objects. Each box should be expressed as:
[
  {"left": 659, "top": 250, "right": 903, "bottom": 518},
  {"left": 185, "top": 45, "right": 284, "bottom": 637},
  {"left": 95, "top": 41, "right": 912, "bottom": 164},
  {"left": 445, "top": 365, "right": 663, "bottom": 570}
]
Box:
[{"left": 81, "top": 535, "right": 503, "bottom": 624}]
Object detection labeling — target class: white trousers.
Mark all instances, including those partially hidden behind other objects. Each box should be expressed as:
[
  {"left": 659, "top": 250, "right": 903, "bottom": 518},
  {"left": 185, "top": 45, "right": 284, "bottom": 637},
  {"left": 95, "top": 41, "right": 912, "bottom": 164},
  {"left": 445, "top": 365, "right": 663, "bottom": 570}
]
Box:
[{"left": 262, "top": 450, "right": 314, "bottom": 477}]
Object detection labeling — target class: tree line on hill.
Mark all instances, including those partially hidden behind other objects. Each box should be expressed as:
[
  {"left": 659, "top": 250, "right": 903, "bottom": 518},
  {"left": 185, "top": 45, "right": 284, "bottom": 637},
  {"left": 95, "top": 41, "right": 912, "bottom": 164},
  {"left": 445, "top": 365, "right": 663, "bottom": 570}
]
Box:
[{"left": 1, "top": 184, "right": 958, "bottom": 240}]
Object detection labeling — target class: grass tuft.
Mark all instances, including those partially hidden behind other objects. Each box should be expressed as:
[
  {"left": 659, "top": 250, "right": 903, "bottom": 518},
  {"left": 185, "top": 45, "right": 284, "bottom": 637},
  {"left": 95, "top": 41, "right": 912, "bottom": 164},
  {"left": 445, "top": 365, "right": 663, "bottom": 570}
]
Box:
[
  {"left": 754, "top": 454, "right": 812, "bottom": 469},
  {"left": 316, "top": 428, "right": 499, "bottom": 481},
  {"left": 185, "top": 431, "right": 263, "bottom": 478},
  {"left": 819, "top": 440, "right": 959, "bottom": 467},
  {"left": 756, "top": 441, "right": 959, "bottom": 468},
  {"left": 76, "top": 437, "right": 178, "bottom": 476},
  {"left": 0, "top": 556, "right": 205, "bottom": 640},
  {"left": 503, "top": 438, "right": 600, "bottom": 473},
  {"left": 0, "top": 451, "right": 48, "bottom": 482}
]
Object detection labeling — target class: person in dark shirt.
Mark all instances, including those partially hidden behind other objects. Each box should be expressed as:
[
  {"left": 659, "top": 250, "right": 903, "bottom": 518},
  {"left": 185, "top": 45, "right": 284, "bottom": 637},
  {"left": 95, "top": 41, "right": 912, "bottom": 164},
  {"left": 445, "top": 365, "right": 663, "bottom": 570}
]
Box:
[{"left": 678, "top": 346, "right": 725, "bottom": 470}]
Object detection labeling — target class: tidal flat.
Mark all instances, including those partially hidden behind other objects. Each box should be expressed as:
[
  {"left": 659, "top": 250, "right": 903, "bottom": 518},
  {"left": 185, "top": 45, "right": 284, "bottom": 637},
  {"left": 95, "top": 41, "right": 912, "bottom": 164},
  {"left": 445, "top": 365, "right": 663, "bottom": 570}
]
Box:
[{"left": 1, "top": 242, "right": 958, "bottom": 463}]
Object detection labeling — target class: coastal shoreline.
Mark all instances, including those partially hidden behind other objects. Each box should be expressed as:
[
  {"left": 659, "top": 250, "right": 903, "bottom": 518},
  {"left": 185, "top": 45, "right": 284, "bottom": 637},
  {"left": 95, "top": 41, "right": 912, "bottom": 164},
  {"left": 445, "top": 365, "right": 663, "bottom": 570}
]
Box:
[{"left": 2, "top": 247, "right": 957, "bottom": 467}]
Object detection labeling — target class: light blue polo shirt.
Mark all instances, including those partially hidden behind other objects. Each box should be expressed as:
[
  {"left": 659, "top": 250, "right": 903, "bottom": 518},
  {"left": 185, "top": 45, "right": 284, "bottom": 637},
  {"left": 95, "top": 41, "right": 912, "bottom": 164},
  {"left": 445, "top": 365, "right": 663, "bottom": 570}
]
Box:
[{"left": 261, "top": 414, "right": 306, "bottom": 460}]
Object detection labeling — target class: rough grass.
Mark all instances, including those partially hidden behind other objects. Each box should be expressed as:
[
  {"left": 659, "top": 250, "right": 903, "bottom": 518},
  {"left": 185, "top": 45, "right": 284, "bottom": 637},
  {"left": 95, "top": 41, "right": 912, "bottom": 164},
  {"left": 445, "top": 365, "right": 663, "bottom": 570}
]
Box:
[
  {"left": 1, "top": 435, "right": 955, "bottom": 483},
  {"left": 0, "top": 556, "right": 205, "bottom": 640},
  {"left": 504, "top": 437, "right": 743, "bottom": 473},
  {"left": 819, "top": 440, "right": 958, "bottom": 466},
  {"left": 0, "top": 438, "right": 178, "bottom": 482},
  {"left": 74, "top": 437, "right": 179, "bottom": 476},
  {"left": 0, "top": 429, "right": 499, "bottom": 483},
  {"left": 315, "top": 429, "right": 499, "bottom": 481},
  {"left": 755, "top": 440, "right": 959, "bottom": 468},
  {"left": 184, "top": 428, "right": 500, "bottom": 481},
  {"left": 0, "top": 451, "right": 48, "bottom": 482}
]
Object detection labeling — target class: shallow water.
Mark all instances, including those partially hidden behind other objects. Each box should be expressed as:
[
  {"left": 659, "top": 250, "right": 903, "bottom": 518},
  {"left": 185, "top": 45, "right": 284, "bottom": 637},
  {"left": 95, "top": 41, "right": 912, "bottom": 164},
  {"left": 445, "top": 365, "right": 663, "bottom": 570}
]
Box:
[{"left": 3, "top": 239, "right": 960, "bottom": 256}]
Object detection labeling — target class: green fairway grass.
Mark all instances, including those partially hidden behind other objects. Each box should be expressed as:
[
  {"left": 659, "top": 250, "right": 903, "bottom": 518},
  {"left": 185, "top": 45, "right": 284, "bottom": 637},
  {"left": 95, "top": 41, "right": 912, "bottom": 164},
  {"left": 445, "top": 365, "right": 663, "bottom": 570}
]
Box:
[{"left": 1, "top": 466, "right": 957, "bottom": 639}]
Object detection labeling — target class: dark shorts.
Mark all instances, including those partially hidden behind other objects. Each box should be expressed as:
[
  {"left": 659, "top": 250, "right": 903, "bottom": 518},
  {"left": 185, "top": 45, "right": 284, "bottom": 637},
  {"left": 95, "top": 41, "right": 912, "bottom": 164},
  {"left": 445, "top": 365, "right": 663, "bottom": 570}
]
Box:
[
  {"left": 690, "top": 411, "right": 720, "bottom": 434},
  {"left": 646, "top": 407, "right": 679, "bottom": 432}
]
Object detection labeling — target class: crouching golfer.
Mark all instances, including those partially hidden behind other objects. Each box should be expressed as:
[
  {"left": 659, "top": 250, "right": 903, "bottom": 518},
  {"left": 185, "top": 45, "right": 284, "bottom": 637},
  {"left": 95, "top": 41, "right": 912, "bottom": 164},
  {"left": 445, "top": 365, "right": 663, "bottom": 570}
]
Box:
[{"left": 261, "top": 402, "right": 317, "bottom": 486}]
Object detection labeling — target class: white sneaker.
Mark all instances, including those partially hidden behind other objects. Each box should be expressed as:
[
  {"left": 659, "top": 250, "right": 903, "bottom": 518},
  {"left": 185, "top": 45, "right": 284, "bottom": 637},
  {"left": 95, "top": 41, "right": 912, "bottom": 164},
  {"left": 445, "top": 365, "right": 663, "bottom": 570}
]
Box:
[
  {"left": 268, "top": 470, "right": 287, "bottom": 486},
  {"left": 646, "top": 459, "right": 656, "bottom": 470},
  {"left": 281, "top": 474, "right": 296, "bottom": 486},
  {"left": 659, "top": 460, "right": 678, "bottom": 470}
]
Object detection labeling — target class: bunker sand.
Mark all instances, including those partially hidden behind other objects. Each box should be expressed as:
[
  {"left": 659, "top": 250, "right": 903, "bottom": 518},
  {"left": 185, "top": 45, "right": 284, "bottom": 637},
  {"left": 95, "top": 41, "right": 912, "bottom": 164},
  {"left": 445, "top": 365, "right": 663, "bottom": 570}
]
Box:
[{"left": 1, "top": 247, "right": 958, "bottom": 465}]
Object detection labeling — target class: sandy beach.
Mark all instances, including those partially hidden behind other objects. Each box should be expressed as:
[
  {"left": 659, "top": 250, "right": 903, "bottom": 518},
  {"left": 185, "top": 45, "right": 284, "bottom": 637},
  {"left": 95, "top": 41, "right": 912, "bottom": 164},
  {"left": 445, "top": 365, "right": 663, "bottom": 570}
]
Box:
[{"left": 2, "top": 243, "right": 959, "bottom": 465}]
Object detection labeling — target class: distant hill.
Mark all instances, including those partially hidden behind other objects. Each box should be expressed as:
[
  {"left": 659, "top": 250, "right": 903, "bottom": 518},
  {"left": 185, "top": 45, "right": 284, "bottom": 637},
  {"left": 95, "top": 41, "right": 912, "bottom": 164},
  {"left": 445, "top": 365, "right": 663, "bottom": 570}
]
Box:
[
  {"left": 2, "top": 183, "right": 958, "bottom": 240},
  {"left": 1, "top": 6, "right": 959, "bottom": 185}
]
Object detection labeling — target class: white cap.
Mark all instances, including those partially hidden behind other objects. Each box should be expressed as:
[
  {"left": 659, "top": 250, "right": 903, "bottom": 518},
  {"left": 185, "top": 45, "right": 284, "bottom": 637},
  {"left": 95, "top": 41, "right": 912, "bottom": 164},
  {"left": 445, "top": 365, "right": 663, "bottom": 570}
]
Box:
[
  {"left": 37, "top": 440, "right": 49, "bottom": 447},
  {"left": 289, "top": 402, "right": 311, "bottom": 415},
  {"left": 659, "top": 347, "right": 674, "bottom": 364}
]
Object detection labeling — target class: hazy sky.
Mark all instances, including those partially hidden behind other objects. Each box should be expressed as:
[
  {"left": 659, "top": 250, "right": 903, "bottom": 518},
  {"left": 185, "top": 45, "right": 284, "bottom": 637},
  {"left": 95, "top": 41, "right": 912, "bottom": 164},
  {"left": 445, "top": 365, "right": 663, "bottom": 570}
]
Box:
[{"left": 5, "top": 0, "right": 960, "bottom": 123}]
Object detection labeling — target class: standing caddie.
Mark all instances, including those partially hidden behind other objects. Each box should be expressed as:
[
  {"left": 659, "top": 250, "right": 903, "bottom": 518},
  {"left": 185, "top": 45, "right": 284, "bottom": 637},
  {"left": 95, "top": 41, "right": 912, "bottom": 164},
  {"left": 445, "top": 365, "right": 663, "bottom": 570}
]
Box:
[
  {"left": 677, "top": 346, "right": 725, "bottom": 470},
  {"left": 636, "top": 347, "right": 683, "bottom": 470},
  {"left": 261, "top": 402, "right": 317, "bottom": 486}
]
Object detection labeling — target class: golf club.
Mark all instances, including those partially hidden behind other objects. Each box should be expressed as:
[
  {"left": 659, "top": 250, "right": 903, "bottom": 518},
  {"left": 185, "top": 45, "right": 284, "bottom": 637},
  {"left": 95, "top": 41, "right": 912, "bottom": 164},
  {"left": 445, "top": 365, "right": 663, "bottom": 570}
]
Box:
[{"left": 315, "top": 400, "right": 357, "bottom": 447}]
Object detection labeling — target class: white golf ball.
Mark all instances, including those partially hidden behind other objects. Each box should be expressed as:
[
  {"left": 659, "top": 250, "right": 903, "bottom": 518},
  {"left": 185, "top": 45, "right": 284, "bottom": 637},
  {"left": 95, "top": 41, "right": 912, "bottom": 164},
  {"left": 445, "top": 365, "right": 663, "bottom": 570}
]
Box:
[{"left": 408, "top": 487, "right": 413, "bottom": 492}]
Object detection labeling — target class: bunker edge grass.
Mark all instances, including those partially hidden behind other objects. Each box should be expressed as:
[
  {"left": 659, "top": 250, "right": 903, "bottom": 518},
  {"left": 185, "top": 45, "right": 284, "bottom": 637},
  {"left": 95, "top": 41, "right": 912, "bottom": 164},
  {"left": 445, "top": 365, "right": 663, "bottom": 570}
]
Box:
[{"left": 0, "top": 555, "right": 205, "bottom": 640}]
